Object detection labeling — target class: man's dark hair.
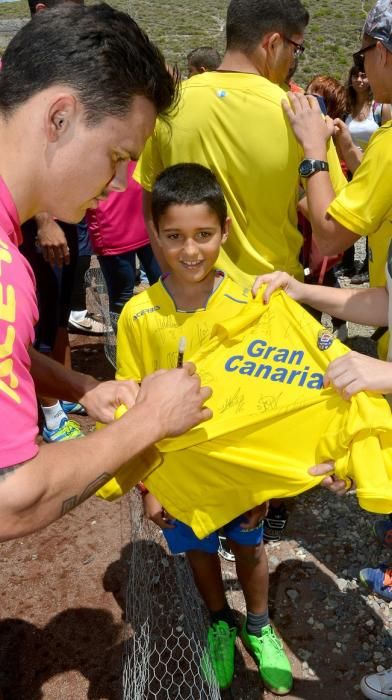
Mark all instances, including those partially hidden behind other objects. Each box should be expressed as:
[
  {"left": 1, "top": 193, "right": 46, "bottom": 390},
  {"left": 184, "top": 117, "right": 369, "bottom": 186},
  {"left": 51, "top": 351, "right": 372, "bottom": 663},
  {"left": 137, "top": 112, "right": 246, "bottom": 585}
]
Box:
[
  {"left": 226, "top": 0, "right": 309, "bottom": 53},
  {"left": 152, "top": 164, "right": 228, "bottom": 230},
  {"left": 187, "top": 46, "right": 221, "bottom": 72},
  {"left": 0, "top": 3, "right": 178, "bottom": 124}
]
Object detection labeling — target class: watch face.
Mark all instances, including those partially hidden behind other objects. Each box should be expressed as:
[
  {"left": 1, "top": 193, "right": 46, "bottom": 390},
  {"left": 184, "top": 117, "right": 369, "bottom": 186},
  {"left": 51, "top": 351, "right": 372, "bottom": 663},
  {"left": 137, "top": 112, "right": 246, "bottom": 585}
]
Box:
[{"left": 299, "top": 160, "right": 313, "bottom": 177}]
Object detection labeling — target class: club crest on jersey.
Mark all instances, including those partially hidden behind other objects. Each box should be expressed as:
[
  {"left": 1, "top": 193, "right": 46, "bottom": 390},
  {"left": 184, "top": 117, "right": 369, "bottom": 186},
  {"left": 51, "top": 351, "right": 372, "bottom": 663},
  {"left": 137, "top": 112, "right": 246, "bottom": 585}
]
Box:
[{"left": 317, "top": 328, "right": 334, "bottom": 351}]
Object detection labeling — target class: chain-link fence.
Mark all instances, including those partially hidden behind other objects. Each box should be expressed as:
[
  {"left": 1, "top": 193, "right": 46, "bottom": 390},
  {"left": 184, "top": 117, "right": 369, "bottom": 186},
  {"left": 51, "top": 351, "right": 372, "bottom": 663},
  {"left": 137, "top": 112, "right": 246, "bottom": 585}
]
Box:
[
  {"left": 123, "top": 490, "right": 221, "bottom": 700},
  {"left": 84, "top": 264, "right": 119, "bottom": 369},
  {"left": 83, "top": 261, "right": 259, "bottom": 699}
]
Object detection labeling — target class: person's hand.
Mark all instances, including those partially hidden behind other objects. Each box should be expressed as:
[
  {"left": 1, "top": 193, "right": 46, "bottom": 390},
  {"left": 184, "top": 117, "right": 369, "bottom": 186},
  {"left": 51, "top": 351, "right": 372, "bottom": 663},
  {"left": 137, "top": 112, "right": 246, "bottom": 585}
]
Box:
[
  {"left": 136, "top": 363, "right": 212, "bottom": 439},
  {"left": 332, "top": 118, "right": 354, "bottom": 156},
  {"left": 282, "top": 92, "right": 335, "bottom": 151},
  {"left": 81, "top": 379, "right": 140, "bottom": 422},
  {"left": 142, "top": 492, "right": 175, "bottom": 530},
  {"left": 252, "top": 271, "right": 306, "bottom": 304},
  {"left": 240, "top": 502, "right": 269, "bottom": 529},
  {"left": 36, "top": 216, "right": 70, "bottom": 268},
  {"left": 309, "top": 462, "right": 354, "bottom": 496},
  {"left": 324, "top": 352, "right": 392, "bottom": 399}
]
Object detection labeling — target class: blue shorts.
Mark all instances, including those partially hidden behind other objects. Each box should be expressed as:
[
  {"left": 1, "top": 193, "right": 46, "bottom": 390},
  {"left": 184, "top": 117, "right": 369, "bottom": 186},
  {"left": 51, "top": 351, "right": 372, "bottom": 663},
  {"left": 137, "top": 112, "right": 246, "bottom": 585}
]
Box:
[{"left": 163, "top": 515, "right": 264, "bottom": 555}]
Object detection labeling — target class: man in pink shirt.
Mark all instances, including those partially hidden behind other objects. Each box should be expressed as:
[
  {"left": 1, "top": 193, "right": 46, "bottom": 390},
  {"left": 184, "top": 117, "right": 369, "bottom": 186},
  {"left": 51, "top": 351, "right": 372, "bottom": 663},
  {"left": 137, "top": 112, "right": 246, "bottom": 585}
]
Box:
[{"left": 0, "top": 4, "right": 211, "bottom": 541}]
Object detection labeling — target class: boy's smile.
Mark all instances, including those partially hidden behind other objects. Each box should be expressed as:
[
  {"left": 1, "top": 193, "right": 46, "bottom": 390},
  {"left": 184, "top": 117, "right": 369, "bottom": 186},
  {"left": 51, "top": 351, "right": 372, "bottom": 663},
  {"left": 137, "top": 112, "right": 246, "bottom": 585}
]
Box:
[{"left": 157, "top": 203, "right": 229, "bottom": 290}]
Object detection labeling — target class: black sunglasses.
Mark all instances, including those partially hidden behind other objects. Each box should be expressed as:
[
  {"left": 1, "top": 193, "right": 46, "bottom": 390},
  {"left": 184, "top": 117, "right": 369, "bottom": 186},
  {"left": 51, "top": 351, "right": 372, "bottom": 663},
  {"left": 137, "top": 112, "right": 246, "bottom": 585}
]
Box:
[
  {"left": 283, "top": 36, "right": 305, "bottom": 58},
  {"left": 352, "top": 43, "right": 377, "bottom": 73}
]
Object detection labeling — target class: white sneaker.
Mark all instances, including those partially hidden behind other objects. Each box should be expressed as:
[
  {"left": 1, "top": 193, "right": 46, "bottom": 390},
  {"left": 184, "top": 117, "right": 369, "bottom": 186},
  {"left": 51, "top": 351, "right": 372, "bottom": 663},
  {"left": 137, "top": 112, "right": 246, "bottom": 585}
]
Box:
[
  {"left": 68, "top": 312, "right": 110, "bottom": 335},
  {"left": 218, "top": 535, "right": 235, "bottom": 562},
  {"left": 361, "top": 668, "right": 392, "bottom": 699}
]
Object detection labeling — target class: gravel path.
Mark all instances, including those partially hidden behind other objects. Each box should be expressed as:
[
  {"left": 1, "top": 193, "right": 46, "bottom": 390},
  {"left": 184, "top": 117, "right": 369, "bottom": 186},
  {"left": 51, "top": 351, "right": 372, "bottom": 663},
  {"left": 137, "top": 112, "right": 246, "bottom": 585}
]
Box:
[{"left": 223, "top": 489, "right": 392, "bottom": 699}]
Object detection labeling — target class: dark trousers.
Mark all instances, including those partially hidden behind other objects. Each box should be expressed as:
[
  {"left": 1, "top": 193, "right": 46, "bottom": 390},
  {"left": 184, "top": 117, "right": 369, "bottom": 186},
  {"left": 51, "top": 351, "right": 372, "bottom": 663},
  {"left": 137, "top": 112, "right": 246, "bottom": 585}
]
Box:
[{"left": 98, "top": 244, "right": 160, "bottom": 314}]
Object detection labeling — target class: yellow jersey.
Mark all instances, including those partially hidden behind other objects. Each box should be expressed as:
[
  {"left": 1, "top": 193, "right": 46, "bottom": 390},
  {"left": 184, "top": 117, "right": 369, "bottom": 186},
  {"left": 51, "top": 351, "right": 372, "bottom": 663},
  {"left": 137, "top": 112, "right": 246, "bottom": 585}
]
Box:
[
  {"left": 98, "top": 285, "right": 392, "bottom": 535},
  {"left": 116, "top": 272, "right": 251, "bottom": 381},
  {"left": 135, "top": 71, "right": 346, "bottom": 286}
]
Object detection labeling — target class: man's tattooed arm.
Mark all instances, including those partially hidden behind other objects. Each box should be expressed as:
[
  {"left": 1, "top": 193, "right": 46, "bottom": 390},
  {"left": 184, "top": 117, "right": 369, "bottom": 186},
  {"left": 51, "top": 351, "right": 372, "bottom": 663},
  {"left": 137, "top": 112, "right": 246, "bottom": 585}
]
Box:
[
  {"left": 60, "top": 473, "right": 111, "bottom": 516},
  {"left": 0, "top": 462, "right": 26, "bottom": 480}
]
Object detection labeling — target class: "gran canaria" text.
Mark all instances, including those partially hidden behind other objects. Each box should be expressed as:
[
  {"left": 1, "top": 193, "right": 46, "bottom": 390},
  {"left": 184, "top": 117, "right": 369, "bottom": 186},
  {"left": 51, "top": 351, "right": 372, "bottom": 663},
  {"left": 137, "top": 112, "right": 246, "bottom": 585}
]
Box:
[{"left": 224, "top": 339, "right": 324, "bottom": 390}]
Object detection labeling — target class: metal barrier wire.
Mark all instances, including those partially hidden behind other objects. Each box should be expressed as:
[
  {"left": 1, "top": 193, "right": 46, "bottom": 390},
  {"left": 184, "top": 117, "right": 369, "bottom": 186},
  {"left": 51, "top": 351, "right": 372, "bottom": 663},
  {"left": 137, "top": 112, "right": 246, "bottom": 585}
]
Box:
[
  {"left": 83, "top": 262, "right": 256, "bottom": 698},
  {"left": 123, "top": 490, "right": 221, "bottom": 700},
  {"left": 84, "top": 265, "right": 119, "bottom": 369}
]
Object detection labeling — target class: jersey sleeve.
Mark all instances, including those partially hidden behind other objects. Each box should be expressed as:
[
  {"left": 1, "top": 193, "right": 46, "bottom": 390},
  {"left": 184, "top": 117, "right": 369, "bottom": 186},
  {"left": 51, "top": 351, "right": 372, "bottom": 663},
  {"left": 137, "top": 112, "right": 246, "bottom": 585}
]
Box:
[
  {"left": 327, "top": 130, "right": 392, "bottom": 237},
  {"left": 115, "top": 303, "right": 144, "bottom": 382},
  {"left": 133, "top": 129, "right": 164, "bottom": 192}
]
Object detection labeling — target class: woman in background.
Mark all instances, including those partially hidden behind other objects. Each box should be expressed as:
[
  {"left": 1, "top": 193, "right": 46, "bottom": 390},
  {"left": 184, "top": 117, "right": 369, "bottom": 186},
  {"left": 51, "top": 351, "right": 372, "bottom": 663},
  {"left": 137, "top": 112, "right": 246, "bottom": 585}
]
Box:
[{"left": 338, "top": 66, "right": 391, "bottom": 280}]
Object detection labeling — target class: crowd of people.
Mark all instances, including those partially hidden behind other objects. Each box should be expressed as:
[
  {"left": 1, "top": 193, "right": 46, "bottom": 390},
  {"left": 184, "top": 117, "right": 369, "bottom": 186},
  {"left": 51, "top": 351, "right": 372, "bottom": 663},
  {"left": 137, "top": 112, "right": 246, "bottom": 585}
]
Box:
[{"left": 1, "top": 0, "right": 392, "bottom": 697}]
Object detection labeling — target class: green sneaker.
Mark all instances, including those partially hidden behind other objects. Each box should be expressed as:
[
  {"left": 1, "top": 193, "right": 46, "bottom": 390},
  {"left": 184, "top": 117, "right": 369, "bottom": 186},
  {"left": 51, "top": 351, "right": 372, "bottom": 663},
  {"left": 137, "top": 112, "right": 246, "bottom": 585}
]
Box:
[
  {"left": 241, "top": 624, "right": 293, "bottom": 695},
  {"left": 202, "top": 620, "right": 237, "bottom": 689},
  {"left": 42, "top": 417, "right": 84, "bottom": 443}
]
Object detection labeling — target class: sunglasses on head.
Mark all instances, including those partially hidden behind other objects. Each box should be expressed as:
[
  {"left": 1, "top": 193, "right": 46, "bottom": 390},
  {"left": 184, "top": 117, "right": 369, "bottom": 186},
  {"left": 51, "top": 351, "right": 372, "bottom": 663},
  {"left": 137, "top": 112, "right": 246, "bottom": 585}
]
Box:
[{"left": 352, "top": 43, "right": 377, "bottom": 73}]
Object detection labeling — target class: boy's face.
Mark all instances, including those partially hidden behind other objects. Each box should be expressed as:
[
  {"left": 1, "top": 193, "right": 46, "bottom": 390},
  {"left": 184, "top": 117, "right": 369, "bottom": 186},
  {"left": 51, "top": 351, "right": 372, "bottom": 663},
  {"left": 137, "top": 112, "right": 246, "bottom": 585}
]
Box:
[{"left": 157, "top": 203, "right": 229, "bottom": 284}]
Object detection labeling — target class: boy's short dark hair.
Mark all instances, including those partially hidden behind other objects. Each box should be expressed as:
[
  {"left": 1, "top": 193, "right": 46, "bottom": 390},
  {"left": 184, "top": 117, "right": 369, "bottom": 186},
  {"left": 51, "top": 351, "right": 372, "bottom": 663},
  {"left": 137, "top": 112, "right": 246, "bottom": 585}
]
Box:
[
  {"left": 0, "top": 3, "right": 178, "bottom": 125},
  {"left": 226, "top": 0, "right": 309, "bottom": 53},
  {"left": 187, "top": 46, "right": 221, "bottom": 72},
  {"left": 152, "top": 164, "right": 228, "bottom": 230}
]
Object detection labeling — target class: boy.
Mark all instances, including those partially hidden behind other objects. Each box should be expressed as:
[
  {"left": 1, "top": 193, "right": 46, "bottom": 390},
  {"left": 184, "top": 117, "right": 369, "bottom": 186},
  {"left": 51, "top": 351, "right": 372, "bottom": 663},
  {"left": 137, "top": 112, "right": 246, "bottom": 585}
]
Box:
[
  {"left": 116, "top": 163, "right": 292, "bottom": 695},
  {"left": 186, "top": 46, "right": 221, "bottom": 77}
]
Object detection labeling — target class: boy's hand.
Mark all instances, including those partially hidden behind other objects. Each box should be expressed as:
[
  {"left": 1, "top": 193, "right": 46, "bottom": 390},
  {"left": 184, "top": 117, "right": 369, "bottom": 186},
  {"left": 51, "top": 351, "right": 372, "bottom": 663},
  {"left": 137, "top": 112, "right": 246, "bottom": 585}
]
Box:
[
  {"left": 136, "top": 363, "right": 212, "bottom": 439},
  {"left": 309, "top": 463, "right": 354, "bottom": 496},
  {"left": 282, "top": 92, "right": 334, "bottom": 152},
  {"left": 240, "top": 502, "right": 269, "bottom": 529},
  {"left": 143, "top": 492, "right": 175, "bottom": 530},
  {"left": 324, "top": 352, "right": 392, "bottom": 399},
  {"left": 252, "top": 271, "right": 305, "bottom": 304}
]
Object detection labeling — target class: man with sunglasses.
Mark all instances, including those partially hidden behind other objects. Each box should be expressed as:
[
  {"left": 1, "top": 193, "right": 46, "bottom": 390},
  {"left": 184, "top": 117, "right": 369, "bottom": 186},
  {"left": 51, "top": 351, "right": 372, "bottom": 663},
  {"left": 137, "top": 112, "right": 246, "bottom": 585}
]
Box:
[
  {"left": 283, "top": 0, "right": 392, "bottom": 301},
  {"left": 136, "top": 0, "right": 346, "bottom": 289},
  {"left": 280, "top": 2, "right": 392, "bottom": 698}
]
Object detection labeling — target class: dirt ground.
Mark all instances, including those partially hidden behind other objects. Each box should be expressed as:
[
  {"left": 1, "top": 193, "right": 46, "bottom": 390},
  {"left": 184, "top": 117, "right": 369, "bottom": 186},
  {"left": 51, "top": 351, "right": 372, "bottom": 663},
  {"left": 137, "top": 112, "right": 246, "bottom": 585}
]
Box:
[{"left": 1, "top": 333, "right": 391, "bottom": 700}]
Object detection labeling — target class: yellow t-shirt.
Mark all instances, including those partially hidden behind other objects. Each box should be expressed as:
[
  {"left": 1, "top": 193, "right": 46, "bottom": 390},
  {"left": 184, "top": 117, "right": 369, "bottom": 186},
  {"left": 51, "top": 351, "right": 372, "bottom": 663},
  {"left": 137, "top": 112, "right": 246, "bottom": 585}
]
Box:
[
  {"left": 100, "top": 284, "right": 392, "bottom": 535},
  {"left": 328, "top": 121, "right": 392, "bottom": 288},
  {"left": 150, "top": 292, "right": 392, "bottom": 536},
  {"left": 135, "top": 71, "right": 346, "bottom": 285},
  {"left": 116, "top": 272, "right": 251, "bottom": 380}
]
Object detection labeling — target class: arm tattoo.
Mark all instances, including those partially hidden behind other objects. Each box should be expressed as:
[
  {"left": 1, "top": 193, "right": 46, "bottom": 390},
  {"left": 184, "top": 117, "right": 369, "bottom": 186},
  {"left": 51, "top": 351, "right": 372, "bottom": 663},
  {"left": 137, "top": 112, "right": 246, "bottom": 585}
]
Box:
[
  {"left": 60, "top": 473, "right": 111, "bottom": 516},
  {"left": 0, "top": 462, "right": 26, "bottom": 481}
]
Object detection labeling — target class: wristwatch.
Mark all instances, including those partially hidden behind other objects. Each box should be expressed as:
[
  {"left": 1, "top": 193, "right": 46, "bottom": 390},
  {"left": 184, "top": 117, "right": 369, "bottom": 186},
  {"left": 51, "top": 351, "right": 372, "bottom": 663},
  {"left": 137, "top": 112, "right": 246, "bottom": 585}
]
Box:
[{"left": 299, "top": 159, "right": 329, "bottom": 178}]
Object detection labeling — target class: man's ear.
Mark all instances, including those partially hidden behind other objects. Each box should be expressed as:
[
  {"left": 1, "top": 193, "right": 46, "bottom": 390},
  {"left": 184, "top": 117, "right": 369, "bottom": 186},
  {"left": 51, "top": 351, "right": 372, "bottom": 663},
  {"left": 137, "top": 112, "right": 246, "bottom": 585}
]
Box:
[
  {"left": 261, "top": 31, "right": 281, "bottom": 54},
  {"left": 45, "top": 94, "right": 77, "bottom": 143},
  {"left": 221, "top": 216, "right": 231, "bottom": 244}
]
